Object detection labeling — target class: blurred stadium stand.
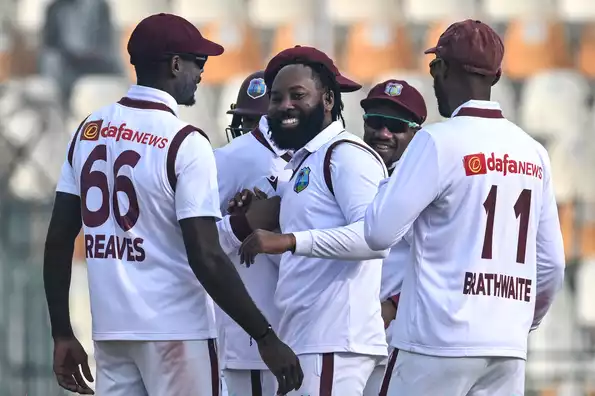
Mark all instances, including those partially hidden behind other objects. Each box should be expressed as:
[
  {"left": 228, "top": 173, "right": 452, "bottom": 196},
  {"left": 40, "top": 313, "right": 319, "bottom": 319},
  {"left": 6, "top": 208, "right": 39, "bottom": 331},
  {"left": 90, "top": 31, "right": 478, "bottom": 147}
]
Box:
[{"left": 0, "top": 0, "right": 594, "bottom": 394}]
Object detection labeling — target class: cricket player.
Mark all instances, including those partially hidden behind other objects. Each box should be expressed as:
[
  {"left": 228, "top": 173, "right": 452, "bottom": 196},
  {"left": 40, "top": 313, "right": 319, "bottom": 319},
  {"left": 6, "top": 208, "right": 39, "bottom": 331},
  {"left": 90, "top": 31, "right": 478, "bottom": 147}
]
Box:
[
  {"left": 358, "top": 79, "right": 428, "bottom": 396},
  {"left": 214, "top": 70, "right": 292, "bottom": 396},
  {"left": 364, "top": 20, "right": 565, "bottom": 395},
  {"left": 232, "top": 46, "right": 389, "bottom": 395},
  {"left": 43, "top": 13, "right": 302, "bottom": 396}
]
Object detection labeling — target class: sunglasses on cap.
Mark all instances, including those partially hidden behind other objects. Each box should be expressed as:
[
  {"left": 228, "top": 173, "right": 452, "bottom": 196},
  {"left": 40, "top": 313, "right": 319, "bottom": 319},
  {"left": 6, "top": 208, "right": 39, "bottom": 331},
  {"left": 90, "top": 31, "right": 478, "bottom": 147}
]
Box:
[
  {"left": 363, "top": 113, "right": 419, "bottom": 134},
  {"left": 165, "top": 52, "right": 208, "bottom": 70}
]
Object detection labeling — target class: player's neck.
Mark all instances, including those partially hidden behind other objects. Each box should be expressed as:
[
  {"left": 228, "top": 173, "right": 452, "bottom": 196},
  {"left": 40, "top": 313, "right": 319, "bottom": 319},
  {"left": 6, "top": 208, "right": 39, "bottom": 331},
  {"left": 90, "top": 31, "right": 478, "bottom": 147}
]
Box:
[
  {"left": 136, "top": 80, "right": 177, "bottom": 101},
  {"left": 449, "top": 88, "right": 491, "bottom": 113}
]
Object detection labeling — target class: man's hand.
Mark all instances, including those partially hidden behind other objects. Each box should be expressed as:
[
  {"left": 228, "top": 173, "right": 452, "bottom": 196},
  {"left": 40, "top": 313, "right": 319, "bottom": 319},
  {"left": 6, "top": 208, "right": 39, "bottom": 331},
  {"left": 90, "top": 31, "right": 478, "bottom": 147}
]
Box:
[
  {"left": 245, "top": 195, "right": 281, "bottom": 231},
  {"left": 52, "top": 337, "right": 94, "bottom": 394},
  {"left": 381, "top": 299, "right": 397, "bottom": 329},
  {"left": 257, "top": 330, "right": 303, "bottom": 394},
  {"left": 239, "top": 230, "right": 295, "bottom": 265},
  {"left": 227, "top": 187, "right": 268, "bottom": 214}
]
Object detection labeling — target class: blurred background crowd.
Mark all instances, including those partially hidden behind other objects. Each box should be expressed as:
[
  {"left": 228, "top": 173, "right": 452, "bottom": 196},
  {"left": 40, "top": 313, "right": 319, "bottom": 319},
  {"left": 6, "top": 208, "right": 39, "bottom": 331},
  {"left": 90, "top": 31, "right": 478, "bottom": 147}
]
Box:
[{"left": 0, "top": 0, "right": 594, "bottom": 395}]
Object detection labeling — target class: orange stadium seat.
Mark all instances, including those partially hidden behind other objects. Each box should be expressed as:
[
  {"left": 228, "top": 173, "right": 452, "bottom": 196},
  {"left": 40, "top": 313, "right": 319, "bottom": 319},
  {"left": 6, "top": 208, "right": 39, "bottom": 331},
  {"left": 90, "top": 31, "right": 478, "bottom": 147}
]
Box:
[
  {"left": 577, "top": 24, "right": 595, "bottom": 78},
  {"left": 503, "top": 19, "right": 572, "bottom": 80},
  {"left": 120, "top": 25, "right": 136, "bottom": 82},
  {"left": 342, "top": 22, "right": 415, "bottom": 84},
  {"left": 421, "top": 21, "right": 454, "bottom": 73},
  {"left": 270, "top": 23, "right": 317, "bottom": 59},
  {"left": 198, "top": 22, "right": 263, "bottom": 85}
]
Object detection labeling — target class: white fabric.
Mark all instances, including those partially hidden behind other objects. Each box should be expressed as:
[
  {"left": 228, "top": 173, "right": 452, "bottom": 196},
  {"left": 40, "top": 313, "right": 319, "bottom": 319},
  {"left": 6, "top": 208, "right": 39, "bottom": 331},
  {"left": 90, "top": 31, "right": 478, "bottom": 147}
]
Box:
[
  {"left": 56, "top": 85, "right": 221, "bottom": 341},
  {"left": 365, "top": 100, "right": 565, "bottom": 359},
  {"left": 380, "top": 238, "right": 410, "bottom": 301},
  {"left": 285, "top": 353, "right": 381, "bottom": 396},
  {"left": 213, "top": 118, "right": 291, "bottom": 370},
  {"left": 364, "top": 363, "right": 386, "bottom": 396},
  {"left": 384, "top": 350, "right": 526, "bottom": 395},
  {"left": 276, "top": 121, "right": 388, "bottom": 357},
  {"left": 94, "top": 340, "right": 218, "bottom": 396},
  {"left": 223, "top": 369, "right": 277, "bottom": 396}
]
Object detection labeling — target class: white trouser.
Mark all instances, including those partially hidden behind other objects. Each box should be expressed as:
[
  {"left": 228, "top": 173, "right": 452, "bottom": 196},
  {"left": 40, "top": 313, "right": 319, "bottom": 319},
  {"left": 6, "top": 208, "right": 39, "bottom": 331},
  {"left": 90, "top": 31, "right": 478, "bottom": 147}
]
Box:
[
  {"left": 381, "top": 349, "right": 526, "bottom": 396},
  {"left": 284, "top": 352, "right": 382, "bottom": 396},
  {"left": 223, "top": 368, "right": 277, "bottom": 396},
  {"left": 94, "top": 339, "right": 220, "bottom": 396}
]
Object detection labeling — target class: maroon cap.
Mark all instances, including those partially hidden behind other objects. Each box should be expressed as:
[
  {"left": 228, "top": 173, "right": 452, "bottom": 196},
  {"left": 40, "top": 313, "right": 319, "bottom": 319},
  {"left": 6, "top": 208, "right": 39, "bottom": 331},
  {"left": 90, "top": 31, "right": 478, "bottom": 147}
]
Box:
[
  {"left": 227, "top": 71, "right": 268, "bottom": 116},
  {"left": 127, "top": 13, "right": 224, "bottom": 65},
  {"left": 361, "top": 80, "right": 427, "bottom": 125},
  {"left": 264, "top": 46, "right": 362, "bottom": 93},
  {"left": 424, "top": 19, "right": 504, "bottom": 77}
]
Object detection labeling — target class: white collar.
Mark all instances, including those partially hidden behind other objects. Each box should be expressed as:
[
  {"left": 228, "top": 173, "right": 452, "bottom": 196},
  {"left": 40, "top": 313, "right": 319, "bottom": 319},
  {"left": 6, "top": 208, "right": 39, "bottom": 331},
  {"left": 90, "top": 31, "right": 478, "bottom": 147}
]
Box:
[
  {"left": 450, "top": 100, "right": 502, "bottom": 118},
  {"left": 125, "top": 85, "right": 179, "bottom": 116}
]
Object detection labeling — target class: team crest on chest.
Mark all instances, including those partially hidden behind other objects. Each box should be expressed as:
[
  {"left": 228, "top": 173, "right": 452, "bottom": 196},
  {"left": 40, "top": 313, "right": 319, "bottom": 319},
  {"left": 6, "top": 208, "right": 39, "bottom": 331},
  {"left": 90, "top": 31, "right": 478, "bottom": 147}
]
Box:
[
  {"left": 384, "top": 82, "right": 403, "bottom": 97},
  {"left": 293, "top": 167, "right": 311, "bottom": 193},
  {"left": 247, "top": 78, "right": 266, "bottom": 99}
]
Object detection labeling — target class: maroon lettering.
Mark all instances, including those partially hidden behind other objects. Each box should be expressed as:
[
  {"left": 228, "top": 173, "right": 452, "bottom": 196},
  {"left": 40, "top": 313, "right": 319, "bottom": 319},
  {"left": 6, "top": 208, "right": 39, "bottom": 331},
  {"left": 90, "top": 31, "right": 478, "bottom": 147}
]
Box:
[
  {"left": 85, "top": 234, "right": 93, "bottom": 258},
  {"left": 104, "top": 235, "right": 116, "bottom": 259},
  {"left": 116, "top": 236, "right": 126, "bottom": 259},
  {"left": 462, "top": 272, "right": 532, "bottom": 302},
  {"left": 141, "top": 134, "right": 149, "bottom": 144},
  {"left": 125, "top": 238, "right": 135, "bottom": 261},
  {"left": 134, "top": 238, "right": 145, "bottom": 262},
  {"left": 94, "top": 234, "right": 105, "bottom": 259}
]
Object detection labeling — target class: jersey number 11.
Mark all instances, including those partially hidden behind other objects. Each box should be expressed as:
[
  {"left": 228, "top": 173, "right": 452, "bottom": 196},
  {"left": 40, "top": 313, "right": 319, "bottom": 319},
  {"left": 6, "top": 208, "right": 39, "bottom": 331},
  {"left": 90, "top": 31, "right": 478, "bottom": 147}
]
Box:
[{"left": 481, "top": 185, "right": 532, "bottom": 264}]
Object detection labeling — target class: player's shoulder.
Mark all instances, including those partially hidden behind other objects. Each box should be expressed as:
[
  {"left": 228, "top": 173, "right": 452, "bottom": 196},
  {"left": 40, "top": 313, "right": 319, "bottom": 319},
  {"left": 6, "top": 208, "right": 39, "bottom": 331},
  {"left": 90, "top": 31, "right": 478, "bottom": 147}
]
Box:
[{"left": 215, "top": 131, "right": 255, "bottom": 156}]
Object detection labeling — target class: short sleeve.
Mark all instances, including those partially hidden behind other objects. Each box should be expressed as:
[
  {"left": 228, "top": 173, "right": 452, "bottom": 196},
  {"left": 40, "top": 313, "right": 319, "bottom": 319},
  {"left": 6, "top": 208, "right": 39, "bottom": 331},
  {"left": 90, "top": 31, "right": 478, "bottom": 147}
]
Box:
[
  {"left": 56, "top": 138, "right": 79, "bottom": 196},
  {"left": 175, "top": 133, "right": 222, "bottom": 221}
]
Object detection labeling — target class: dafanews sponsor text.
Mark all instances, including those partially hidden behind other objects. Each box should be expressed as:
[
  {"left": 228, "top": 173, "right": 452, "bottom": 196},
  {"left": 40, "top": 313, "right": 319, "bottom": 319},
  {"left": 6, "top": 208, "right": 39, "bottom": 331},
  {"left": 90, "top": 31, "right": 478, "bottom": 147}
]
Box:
[
  {"left": 463, "top": 152, "right": 543, "bottom": 179},
  {"left": 80, "top": 120, "right": 169, "bottom": 149}
]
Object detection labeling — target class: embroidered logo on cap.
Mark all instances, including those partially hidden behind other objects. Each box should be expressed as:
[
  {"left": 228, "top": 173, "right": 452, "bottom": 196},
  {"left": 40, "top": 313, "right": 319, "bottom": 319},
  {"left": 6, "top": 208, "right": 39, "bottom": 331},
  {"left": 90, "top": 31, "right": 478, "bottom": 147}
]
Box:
[
  {"left": 384, "top": 82, "right": 403, "bottom": 97},
  {"left": 247, "top": 78, "right": 266, "bottom": 99}
]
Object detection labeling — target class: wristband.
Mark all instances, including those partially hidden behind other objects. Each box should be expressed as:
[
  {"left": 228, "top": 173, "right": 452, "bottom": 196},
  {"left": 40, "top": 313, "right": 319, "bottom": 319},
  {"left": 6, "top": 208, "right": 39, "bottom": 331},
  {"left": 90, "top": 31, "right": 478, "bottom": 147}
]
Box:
[{"left": 250, "top": 324, "right": 273, "bottom": 346}]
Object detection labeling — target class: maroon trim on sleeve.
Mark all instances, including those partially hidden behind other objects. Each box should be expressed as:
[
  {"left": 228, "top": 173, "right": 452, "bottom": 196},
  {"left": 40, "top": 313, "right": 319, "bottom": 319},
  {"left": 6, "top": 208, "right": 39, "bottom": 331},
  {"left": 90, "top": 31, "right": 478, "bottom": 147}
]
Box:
[
  {"left": 323, "top": 140, "right": 385, "bottom": 196},
  {"left": 67, "top": 115, "right": 90, "bottom": 166},
  {"left": 166, "top": 125, "right": 210, "bottom": 191}
]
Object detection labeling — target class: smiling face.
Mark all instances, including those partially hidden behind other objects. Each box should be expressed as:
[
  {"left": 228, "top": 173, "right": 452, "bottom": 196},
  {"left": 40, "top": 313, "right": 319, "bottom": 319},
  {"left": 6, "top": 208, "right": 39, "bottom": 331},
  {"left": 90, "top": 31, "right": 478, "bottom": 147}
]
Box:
[
  {"left": 363, "top": 102, "right": 420, "bottom": 166},
  {"left": 267, "top": 64, "right": 334, "bottom": 151}
]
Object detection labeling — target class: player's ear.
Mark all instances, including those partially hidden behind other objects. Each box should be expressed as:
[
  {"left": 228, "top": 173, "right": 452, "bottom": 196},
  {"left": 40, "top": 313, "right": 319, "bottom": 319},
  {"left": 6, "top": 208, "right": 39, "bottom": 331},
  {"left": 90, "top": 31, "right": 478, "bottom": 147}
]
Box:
[
  {"left": 170, "top": 55, "right": 182, "bottom": 76},
  {"left": 323, "top": 90, "right": 334, "bottom": 112}
]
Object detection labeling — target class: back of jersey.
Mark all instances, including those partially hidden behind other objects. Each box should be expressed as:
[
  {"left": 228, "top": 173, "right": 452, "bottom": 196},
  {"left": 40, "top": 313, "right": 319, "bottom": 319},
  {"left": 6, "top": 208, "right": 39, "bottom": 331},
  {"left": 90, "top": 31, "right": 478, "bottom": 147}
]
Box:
[
  {"left": 394, "top": 108, "right": 559, "bottom": 359},
  {"left": 57, "top": 91, "right": 221, "bottom": 342}
]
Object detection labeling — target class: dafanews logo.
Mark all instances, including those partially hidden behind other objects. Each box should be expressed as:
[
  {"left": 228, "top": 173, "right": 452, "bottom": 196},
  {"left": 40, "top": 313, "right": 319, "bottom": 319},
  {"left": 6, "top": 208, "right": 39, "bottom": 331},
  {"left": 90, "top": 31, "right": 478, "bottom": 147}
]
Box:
[
  {"left": 80, "top": 120, "right": 103, "bottom": 141},
  {"left": 463, "top": 152, "right": 543, "bottom": 180}
]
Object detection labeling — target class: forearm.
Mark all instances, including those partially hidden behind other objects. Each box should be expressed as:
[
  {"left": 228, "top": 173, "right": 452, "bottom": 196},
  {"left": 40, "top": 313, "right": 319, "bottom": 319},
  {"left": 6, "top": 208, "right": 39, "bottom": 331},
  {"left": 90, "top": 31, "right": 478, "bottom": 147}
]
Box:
[
  {"left": 43, "top": 241, "right": 75, "bottom": 339},
  {"left": 532, "top": 263, "right": 565, "bottom": 330},
  {"left": 186, "top": 241, "right": 269, "bottom": 338},
  {"left": 292, "top": 221, "right": 389, "bottom": 260}
]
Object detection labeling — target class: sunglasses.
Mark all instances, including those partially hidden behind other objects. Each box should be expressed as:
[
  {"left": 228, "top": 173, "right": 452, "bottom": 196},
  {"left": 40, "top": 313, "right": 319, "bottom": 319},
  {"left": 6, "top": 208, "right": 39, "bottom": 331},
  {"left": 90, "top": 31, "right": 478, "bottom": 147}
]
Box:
[
  {"left": 165, "top": 52, "right": 208, "bottom": 70},
  {"left": 363, "top": 113, "right": 419, "bottom": 133}
]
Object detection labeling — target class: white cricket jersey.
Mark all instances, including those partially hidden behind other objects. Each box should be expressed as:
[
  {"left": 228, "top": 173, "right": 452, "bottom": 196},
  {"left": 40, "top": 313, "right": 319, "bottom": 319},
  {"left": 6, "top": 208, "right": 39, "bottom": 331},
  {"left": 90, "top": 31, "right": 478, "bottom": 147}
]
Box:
[
  {"left": 56, "top": 85, "right": 222, "bottom": 341},
  {"left": 365, "top": 100, "right": 565, "bottom": 359},
  {"left": 214, "top": 117, "right": 292, "bottom": 370},
  {"left": 276, "top": 120, "right": 389, "bottom": 357}
]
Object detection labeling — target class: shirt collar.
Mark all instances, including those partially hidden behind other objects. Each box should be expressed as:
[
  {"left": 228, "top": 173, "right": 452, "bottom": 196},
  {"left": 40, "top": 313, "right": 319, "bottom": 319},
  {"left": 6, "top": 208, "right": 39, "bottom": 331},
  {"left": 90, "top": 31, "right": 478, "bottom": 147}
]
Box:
[
  {"left": 123, "top": 85, "right": 179, "bottom": 116},
  {"left": 257, "top": 116, "right": 290, "bottom": 157},
  {"left": 286, "top": 120, "right": 345, "bottom": 171},
  {"left": 450, "top": 100, "right": 504, "bottom": 119}
]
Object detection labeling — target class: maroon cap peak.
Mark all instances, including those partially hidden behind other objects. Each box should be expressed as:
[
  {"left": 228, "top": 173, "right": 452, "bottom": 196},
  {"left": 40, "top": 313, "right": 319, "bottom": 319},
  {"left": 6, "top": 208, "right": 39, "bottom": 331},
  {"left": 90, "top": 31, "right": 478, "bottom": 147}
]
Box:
[{"left": 361, "top": 79, "right": 427, "bottom": 125}]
